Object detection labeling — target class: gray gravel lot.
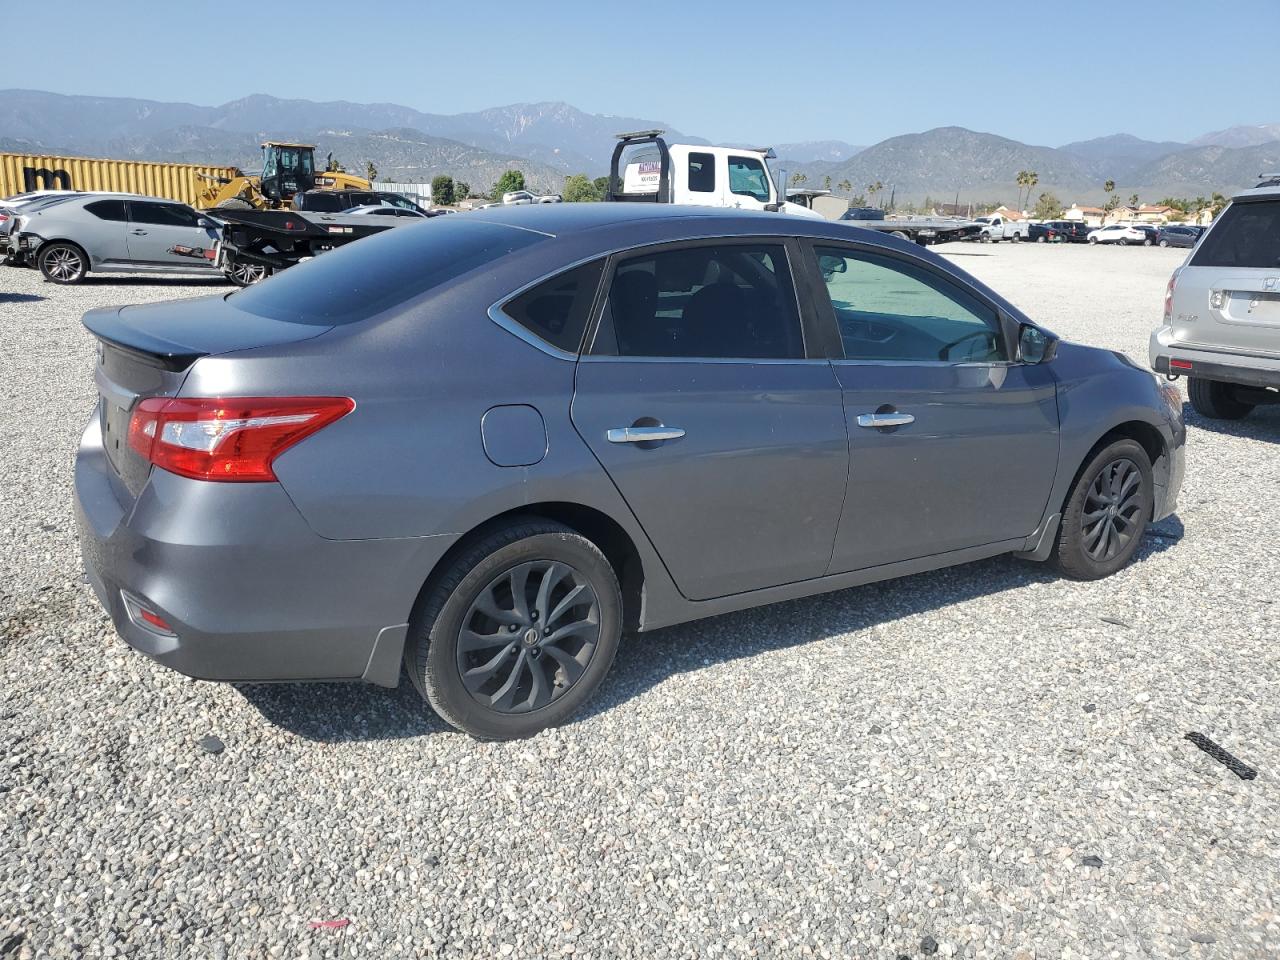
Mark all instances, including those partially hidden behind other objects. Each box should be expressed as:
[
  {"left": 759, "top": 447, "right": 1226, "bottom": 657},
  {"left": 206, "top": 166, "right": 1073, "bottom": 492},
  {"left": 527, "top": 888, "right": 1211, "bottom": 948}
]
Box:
[{"left": 2, "top": 245, "right": 1278, "bottom": 959}]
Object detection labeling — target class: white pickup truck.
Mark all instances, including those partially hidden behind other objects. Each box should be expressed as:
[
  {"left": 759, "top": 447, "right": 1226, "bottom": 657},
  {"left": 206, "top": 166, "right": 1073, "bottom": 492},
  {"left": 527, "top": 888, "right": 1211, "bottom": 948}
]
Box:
[
  {"left": 501, "top": 189, "right": 562, "bottom": 205},
  {"left": 974, "top": 214, "right": 1030, "bottom": 242},
  {"left": 605, "top": 130, "right": 822, "bottom": 218}
]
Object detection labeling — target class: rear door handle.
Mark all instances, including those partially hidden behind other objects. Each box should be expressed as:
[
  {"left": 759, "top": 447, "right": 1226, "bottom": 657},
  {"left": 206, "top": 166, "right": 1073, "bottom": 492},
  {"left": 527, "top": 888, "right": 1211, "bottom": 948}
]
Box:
[
  {"left": 607, "top": 426, "right": 686, "bottom": 443},
  {"left": 130, "top": 229, "right": 148, "bottom": 236},
  {"left": 856, "top": 412, "right": 915, "bottom": 428}
]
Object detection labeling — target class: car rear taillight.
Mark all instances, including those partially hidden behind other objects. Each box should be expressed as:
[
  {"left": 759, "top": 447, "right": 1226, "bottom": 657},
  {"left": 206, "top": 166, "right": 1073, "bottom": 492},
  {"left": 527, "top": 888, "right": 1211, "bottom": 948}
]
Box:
[
  {"left": 127, "top": 396, "right": 354, "bottom": 482},
  {"left": 1163, "top": 269, "right": 1181, "bottom": 324}
]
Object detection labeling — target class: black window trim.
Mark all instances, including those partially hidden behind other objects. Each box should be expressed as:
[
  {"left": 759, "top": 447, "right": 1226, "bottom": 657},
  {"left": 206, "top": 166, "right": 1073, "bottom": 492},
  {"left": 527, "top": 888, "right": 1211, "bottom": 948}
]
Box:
[
  {"left": 580, "top": 236, "right": 825, "bottom": 363},
  {"left": 796, "top": 237, "right": 1024, "bottom": 365},
  {"left": 686, "top": 151, "right": 717, "bottom": 195}
]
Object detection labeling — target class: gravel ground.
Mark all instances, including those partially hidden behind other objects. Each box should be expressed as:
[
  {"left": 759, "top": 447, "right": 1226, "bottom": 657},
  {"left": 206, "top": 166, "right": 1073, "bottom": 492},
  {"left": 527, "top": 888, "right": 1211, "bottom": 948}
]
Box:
[{"left": 2, "top": 246, "right": 1277, "bottom": 959}]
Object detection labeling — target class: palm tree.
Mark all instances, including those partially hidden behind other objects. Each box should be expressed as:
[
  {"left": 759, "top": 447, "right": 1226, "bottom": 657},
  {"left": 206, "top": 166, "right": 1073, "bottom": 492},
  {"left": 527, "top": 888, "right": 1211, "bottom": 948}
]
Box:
[
  {"left": 791, "top": 172, "right": 808, "bottom": 188},
  {"left": 1102, "top": 179, "right": 1117, "bottom": 220},
  {"left": 824, "top": 175, "right": 833, "bottom": 190},
  {"left": 1024, "top": 171, "right": 1039, "bottom": 211},
  {"left": 867, "top": 180, "right": 884, "bottom": 205}
]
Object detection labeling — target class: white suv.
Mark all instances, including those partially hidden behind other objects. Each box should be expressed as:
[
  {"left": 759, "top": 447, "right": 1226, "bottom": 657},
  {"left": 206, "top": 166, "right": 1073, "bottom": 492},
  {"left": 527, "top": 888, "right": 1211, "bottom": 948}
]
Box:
[
  {"left": 1150, "top": 186, "right": 1280, "bottom": 420},
  {"left": 1087, "top": 223, "right": 1146, "bottom": 245}
]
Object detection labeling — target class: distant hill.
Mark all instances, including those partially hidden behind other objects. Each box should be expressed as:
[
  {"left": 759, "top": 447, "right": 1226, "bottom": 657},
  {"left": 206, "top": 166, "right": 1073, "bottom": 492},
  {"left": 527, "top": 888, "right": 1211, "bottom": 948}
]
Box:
[
  {"left": 4, "top": 88, "right": 1278, "bottom": 205},
  {"left": 1059, "top": 133, "right": 1188, "bottom": 179},
  {"left": 1191, "top": 123, "right": 1280, "bottom": 148},
  {"left": 774, "top": 140, "right": 865, "bottom": 164}
]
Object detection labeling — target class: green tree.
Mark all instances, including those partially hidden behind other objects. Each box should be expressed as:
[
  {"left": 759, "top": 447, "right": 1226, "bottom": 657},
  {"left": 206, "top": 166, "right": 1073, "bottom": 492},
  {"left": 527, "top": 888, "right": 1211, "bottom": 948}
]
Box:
[
  {"left": 324, "top": 153, "right": 345, "bottom": 173},
  {"left": 867, "top": 180, "right": 884, "bottom": 205},
  {"left": 593, "top": 176, "right": 610, "bottom": 198},
  {"left": 791, "top": 172, "right": 808, "bottom": 187},
  {"left": 365, "top": 161, "right": 378, "bottom": 183},
  {"left": 823, "top": 175, "right": 833, "bottom": 190},
  {"left": 430, "top": 174, "right": 455, "bottom": 206},
  {"left": 491, "top": 169, "right": 526, "bottom": 200},
  {"left": 850, "top": 193, "right": 867, "bottom": 207},
  {"left": 837, "top": 179, "right": 852, "bottom": 194},
  {"left": 1208, "top": 192, "right": 1228, "bottom": 219},
  {"left": 563, "top": 173, "right": 601, "bottom": 202},
  {"left": 1034, "top": 192, "right": 1062, "bottom": 220},
  {"left": 1128, "top": 193, "right": 1139, "bottom": 208},
  {"left": 454, "top": 181, "right": 471, "bottom": 200}
]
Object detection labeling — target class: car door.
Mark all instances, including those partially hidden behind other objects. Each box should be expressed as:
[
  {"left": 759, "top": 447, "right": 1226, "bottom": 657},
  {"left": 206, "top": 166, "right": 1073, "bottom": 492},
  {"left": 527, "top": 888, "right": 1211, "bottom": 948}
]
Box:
[
  {"left": 125, "top": 200, "right": 215, "bottom": 267},
  {"left": 802, "top": 242, "right": 1060, "bottom": 572},
  {"left": 722, "top": 154, "right": 772, "bottom": 211},
  {"left": 79, "top": 198, "right": 131, "bottom": 265},
  {"left": 571, "top": 239, "right": 849, "bottom": 601}
]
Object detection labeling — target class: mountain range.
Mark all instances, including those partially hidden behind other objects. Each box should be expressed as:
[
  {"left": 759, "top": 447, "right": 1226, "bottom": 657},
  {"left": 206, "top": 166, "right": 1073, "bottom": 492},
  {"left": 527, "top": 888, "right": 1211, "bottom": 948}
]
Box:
[{"left": 3, "top": 89, "right": 1279, "bottom": 204}]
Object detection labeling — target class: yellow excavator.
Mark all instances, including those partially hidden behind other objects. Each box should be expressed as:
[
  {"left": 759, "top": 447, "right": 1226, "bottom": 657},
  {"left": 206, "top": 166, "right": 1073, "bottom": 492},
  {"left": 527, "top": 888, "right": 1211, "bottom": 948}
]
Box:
[{"left": 196, "top": 141, "right": 370, "bottom": 210}]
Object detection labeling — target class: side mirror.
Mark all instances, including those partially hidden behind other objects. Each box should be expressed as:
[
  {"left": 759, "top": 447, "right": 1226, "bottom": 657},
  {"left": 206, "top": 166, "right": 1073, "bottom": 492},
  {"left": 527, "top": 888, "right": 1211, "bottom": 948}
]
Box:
[{"left": 1018, "top": 323, "right": 1058, "bottom": 364}]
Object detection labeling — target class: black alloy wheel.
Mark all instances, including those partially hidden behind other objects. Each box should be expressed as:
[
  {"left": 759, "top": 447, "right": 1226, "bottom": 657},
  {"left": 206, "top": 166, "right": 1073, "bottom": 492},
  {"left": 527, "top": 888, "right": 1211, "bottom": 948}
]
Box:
[
  {"left": 456, "top": 560, "right": 601, "bottom": 714},
  {"left": 1079, "top": 458, "right": 1144, "bottom": 562}
]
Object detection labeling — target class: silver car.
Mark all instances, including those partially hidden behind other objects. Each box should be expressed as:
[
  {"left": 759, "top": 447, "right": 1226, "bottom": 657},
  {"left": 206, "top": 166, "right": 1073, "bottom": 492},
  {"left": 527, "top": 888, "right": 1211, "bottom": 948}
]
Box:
[
  {"left": 77, "top": 204, "right": 1185, "bottom": 739},
  {"left": 1151, "top": 185, "right": 1280, "bottom": 419},
  {"left": 16, "top": 193, "right": 222, "bottom": 284}
]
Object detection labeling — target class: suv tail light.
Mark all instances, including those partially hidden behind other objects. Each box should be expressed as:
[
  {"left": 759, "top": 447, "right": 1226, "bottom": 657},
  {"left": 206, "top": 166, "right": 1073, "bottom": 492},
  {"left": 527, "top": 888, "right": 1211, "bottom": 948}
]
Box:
[
  {"left": 1163, "top": 269, "right": 1181, "bottom": 324},
  {"left": 127, "top": 396, "right": 354, "bottom": 482}
]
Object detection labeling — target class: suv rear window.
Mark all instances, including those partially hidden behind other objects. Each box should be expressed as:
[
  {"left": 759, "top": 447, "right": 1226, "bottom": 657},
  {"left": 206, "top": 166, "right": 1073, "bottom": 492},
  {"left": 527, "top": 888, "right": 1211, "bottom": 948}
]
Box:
[
  {"left": 231, "top": 219, "right": 544, "bottom": 325},
  {"left": 1192, "top": 199, "right": 1280, "bottom": 268}
]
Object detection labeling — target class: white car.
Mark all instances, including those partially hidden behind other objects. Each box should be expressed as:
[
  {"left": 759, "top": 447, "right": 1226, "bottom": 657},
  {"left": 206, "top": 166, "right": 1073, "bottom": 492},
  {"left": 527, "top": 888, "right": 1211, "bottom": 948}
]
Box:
[
  {"left": 344, "top": 204, "right": 432, "bottom": 219},
  {"left": 1087, "top": 224, "right": 1147, "bottom": 245},
  {"left": 501, "top": 190, "right": 562, "bottom": 205}
]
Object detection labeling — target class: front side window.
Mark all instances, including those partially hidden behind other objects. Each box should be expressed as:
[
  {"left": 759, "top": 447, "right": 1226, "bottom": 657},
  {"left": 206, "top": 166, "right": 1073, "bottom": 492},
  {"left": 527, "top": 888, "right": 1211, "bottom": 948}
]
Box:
[
  {"left": 814, "top": 246, "right": 1006, "bottom": 363},
  {"left": 128, "top": 202, "right": 199, "bottom": 227},
  {"left": 1192, "top": 199, "right": 1280, "bottom": 268},
  {"left": 687, "top": 152, "right": 716, "bottom": 193},
  {"left": 592, "top": 244, "right": 804, "bottom": 359},
  {"left": 501, "top": 260, "right": 604, "bottom": 353},
  {"left": 727, "top": 156, "right": 770, "bottom": 203}
]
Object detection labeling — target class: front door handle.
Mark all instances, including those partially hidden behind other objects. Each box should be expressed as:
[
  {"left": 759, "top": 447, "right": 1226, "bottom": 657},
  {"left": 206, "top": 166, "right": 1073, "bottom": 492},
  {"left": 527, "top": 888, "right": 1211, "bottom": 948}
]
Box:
[
  {"left": 607, "top": 426, "right": 686, "bottom": 443},
  {"left": 130, "top": 229, "right": 148, "bottom": 236},
  {"left": 856, "top": 412, "right": 915, "bottom": 429}
]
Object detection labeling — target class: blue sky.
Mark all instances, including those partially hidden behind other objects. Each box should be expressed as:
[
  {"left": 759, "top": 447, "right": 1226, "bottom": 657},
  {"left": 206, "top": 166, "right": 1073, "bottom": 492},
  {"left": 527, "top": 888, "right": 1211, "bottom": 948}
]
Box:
[{"left": 16, "top": 0, "right": 1278, "bottom": 146}]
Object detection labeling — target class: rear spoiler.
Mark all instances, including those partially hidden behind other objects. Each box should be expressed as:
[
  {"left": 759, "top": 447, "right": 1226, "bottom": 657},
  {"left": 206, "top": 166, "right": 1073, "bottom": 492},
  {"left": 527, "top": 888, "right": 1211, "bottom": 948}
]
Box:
[{"left": 83, "top": 307, "right": 206, "bottom": 371}]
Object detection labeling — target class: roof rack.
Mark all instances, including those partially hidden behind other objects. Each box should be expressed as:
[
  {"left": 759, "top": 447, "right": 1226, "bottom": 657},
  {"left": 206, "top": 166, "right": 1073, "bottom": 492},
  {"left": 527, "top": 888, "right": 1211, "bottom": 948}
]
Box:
[{"left": 615, "top": 129, "right": 665, "bottom": 140}]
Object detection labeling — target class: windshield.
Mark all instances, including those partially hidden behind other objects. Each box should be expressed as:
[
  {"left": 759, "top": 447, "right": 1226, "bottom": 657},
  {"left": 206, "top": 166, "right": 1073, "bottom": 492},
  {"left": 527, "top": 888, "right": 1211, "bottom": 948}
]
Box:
[{"left": 231, "top": 218, "right": 544, "bottom": 325}]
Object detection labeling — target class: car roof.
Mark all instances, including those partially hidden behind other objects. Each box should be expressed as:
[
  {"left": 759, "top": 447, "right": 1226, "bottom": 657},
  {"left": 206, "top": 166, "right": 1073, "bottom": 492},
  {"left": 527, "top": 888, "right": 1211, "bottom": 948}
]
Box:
[
  {"left": 1231, "top": 185, "right": 1280, "bottom": 201},
  {"left": 464, "top": 202, "right": 822, "bottom": 237}
]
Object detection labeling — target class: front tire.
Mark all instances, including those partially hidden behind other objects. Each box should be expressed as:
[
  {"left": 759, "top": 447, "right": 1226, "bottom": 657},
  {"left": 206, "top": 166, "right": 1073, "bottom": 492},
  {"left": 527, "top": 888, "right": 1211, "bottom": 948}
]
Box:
[
  {"left": 407, "top": 519, "right": 623, "bottom": 740},
  {"left": 38, "top": 242, "right": 87, "bottom": 284},
  {"left": 1050, "top": 439, "right": 1153, "bottom": 580},
  {"left": 1187, "top": 377, "right": 1254, "bottom": 420},
  {"left": 226, "top": 259, "right": 270, "bottom": 286},
  {"left": 1089, "top": 236, "right": 1099, "bottom": 244},
  {"left": 1159, "top": 239, "right": 1170, "bottom": 247}
]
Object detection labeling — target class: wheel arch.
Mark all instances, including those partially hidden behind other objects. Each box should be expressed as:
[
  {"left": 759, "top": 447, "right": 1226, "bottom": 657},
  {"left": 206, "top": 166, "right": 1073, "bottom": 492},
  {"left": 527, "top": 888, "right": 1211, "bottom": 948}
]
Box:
[
  {"left": 37, "top": 236, "right": 91, "bottom": 264},
  {"left": 1073, "top": 419, "right": 1169, "bottom": 518},
  {"left": 409, "top": 501, "right": 647, "bottom": 634}
]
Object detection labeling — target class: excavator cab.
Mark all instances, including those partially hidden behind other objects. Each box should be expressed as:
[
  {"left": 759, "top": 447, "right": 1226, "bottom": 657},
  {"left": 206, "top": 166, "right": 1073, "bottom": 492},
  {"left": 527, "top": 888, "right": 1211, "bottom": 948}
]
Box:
[{"left": 259, "top": 142, "right": 317, "bottom": 204}]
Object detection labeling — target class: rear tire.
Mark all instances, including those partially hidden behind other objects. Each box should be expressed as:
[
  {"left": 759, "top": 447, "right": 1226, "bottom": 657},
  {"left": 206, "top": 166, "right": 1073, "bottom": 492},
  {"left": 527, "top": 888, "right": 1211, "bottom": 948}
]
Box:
[
  {"left": 1159, "top": 239, "right": 1170, "bottom": 247},
  {"left": 38, "top": 242, "right": 87, "bottom": 284},
  {"left": 215, "top": 198, "right": 254, "bottom": 210},
  {"left": 406, "top": 519, "right": 623, "bottom": 740},
  {"left": 1050, "top": 439, "right": 1153, "bottom": 581},
  {"left": 226, "top": 259, "right": 269, "bottom": 286},
  {"left": 1011, "top": 232, "right": 1021, "bottom": 243},
  {"left": 1089, "top": 236, "right": 1098, "bottom": 244},
  {"left": 1187, "top": 377, "right": 1254, "bottom": 420}
]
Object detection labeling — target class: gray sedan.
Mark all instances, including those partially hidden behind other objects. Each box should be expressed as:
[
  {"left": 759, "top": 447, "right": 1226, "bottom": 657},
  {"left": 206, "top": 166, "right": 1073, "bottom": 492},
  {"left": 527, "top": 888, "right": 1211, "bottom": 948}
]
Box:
[
  {"left": 16, "top": 193, "right": 221, "bottom": 283},
  {"left": 75, "top": 204, "right": 1185, "bottom": 739}
]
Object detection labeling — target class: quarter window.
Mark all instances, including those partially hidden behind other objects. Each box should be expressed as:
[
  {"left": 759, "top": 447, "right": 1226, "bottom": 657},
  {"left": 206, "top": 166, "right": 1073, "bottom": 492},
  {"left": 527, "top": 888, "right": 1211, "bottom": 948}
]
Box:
[
  {"left": 84, "top": 199, "right": 127, "bottom": 221},
  {"left": 687, "top": 152, "right": 716, "bottom": 193},
  {"left": 814, "top": 247, "right": 1006, "bottom": 363},
  {"left": 592, "top": 244, "right": 804, "bottom": 359},
  {"left": 727, "top": 156, "right": 770, "bottom": 203},
  {"left": 501, "top": 260, "right": 605, "bottom": 354}
]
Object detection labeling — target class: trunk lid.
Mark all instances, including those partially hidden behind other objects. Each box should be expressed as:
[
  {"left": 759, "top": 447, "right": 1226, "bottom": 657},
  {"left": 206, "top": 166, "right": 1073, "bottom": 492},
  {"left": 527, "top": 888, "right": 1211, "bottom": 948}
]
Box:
[{"left": 84, "top": 295, "right": 334, "bottom": 497}]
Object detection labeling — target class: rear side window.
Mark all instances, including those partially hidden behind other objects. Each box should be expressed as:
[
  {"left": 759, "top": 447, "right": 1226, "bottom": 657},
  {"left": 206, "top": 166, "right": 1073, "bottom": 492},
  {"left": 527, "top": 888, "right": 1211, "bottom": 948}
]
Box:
[
  {"left": 591, "top": 243, "right": 804, "bottom": 359},
  {"left": 85, "top": 199, "right": 127, "bottom": 221},
  {"left": 1192, "top": 199, "right": 1280, "bottom": 268},
  {"left": 687, "top": 152, "right": 716, "bottom": 193},
  {"left": 297, "top": 192, "right": 344, "bottom": 211},
  {"left": 232, "top": 219, "right": 544, "bottom": 325},
  {"left": 501, "top": 260, "right": 604, "bottom": 353}
]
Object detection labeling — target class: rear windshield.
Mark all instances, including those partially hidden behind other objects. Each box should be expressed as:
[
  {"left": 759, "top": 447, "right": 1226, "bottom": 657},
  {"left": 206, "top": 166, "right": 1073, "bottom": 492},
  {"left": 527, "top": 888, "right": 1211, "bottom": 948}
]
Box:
[
  {"left": 231, "top": 219, "right": 544, "bottom": 325},
  {"left": 1191, "top": 199, "right": 1280, "bottom": 268}
]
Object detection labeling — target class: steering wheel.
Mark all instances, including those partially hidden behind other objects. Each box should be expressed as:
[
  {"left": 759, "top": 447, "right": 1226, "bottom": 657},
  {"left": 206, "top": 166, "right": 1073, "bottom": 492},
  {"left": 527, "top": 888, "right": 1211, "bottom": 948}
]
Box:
[{"left": 937, "top": 329, "right": 997, "bottom": 361}]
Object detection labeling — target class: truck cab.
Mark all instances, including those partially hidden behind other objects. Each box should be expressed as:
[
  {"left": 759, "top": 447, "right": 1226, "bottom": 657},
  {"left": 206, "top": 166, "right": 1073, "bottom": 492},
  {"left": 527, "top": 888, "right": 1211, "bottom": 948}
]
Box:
[{"left": 607, "top": 131, "right": 821, "bottom": 218}]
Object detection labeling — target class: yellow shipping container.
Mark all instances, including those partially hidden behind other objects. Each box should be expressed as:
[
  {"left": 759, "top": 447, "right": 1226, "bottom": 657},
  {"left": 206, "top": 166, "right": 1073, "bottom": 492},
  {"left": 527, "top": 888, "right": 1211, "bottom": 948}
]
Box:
[{"left": 0, "top": 153, "right": 240, "bottom": 207}]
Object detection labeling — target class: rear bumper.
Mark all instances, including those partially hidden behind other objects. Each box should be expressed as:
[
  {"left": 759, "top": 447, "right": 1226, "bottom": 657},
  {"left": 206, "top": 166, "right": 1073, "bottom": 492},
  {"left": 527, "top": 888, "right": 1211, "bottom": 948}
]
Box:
[
  {"left": 75, "top": 416, "right": 456, "bottom": 686},
  {"left": 1150, "top": 325, "right": 1280, "bottom": 389}
]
